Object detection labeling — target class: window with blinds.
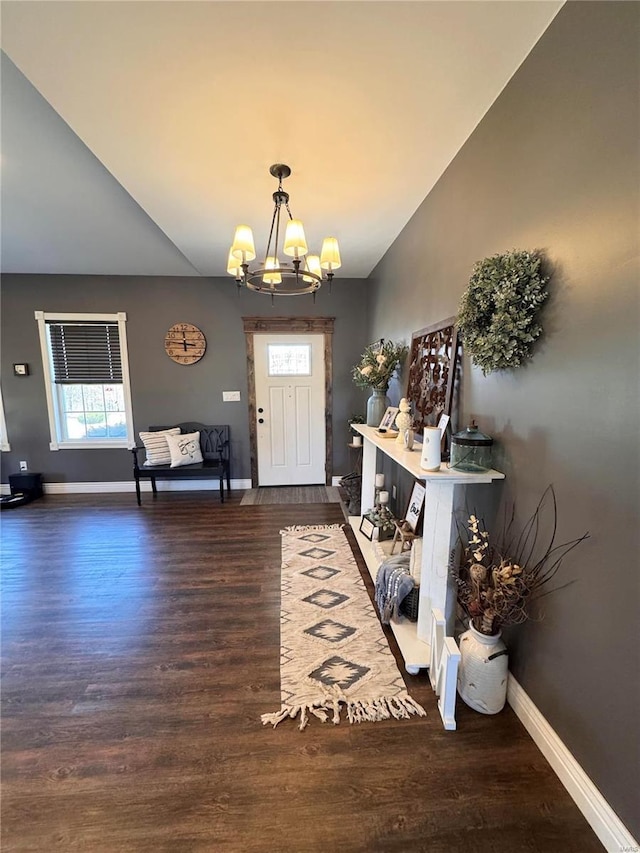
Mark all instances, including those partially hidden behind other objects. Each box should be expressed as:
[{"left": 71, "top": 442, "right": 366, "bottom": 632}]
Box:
[{"left": 36, "top": 311, "right": 133, "bottom": 449}]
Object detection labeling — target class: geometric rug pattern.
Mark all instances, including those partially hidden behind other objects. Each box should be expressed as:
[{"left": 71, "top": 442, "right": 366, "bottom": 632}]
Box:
[{"left": 261, "top": 524, "right": 426, "bottom": 730}]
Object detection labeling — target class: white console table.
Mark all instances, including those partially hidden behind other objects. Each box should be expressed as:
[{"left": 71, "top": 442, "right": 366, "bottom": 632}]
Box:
[{"left": 350, "top": 424, "right": 505, "bottom": 730}]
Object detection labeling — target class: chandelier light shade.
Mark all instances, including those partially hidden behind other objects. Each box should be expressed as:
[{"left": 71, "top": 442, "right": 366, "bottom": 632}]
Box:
[
  {"left": 320, "top": 237, "right": 341, "bottom": 273},
  {"left": 228, "top": 164, "right": 341, "bottom": 297},
  {"left": 231, "top": 225, "right": 256, "bottom": 263}
]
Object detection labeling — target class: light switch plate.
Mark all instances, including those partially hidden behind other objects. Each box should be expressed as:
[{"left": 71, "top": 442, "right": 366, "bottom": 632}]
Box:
[{"left": 223, "top": 391, "right": 241, "bottom": 402}]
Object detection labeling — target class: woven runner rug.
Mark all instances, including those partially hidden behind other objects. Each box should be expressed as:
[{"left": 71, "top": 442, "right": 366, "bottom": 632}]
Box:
[
  {"left": 262, "top": 524, "right": 426, "bottom": 730},
  {"left": 241, "top": 486, "right": 341, "bottom": 506}
]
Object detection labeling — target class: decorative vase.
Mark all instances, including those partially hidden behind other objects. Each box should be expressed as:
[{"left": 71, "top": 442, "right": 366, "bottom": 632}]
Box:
[
  {"left": 457, "top": 622, "right": 508, "bottom": 714},
  {"left": 420, "top": 426, "right": 441, "bottom": 471},
  {"left": 366, "top": 388, "right": 390, "bottom": 426}
]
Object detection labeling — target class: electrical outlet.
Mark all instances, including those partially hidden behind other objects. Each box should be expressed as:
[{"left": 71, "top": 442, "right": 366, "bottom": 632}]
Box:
[
  {"left": 19, "top": 460, "right": 28, "bottom": 472},
  {"left": 392, "top": 484, "right": 397, "bottom": 500},
  {"left": 222, "top": 391, "right": 241, "bottom": 402}
]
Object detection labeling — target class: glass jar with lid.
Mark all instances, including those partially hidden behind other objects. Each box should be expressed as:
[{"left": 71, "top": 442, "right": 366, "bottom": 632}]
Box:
[{"left": 450, "top": 421, "right": 493, "bottom": 472}]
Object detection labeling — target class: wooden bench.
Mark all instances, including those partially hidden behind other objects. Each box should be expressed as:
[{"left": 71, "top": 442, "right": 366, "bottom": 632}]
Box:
[{"left": 131, "top": 422, "right": 230, "bottom": 505}]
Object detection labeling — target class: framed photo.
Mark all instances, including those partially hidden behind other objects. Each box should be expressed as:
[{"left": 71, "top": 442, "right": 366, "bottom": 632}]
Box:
[
  {"left": 378, "top": 406, "right": 399, "bottom": 431},
  {"left": 437, "top": 413, "right": 450, "bottom": 448},
  {"left": 359, "top": 515, "right": 376, "bottom": 540},
  {"left": 405, "top": 480, "right": 426, "bottom": 532}
]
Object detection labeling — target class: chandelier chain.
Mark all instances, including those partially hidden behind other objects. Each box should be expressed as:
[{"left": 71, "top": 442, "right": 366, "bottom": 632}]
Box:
[
  {"left": 264, "top": 201, "right": 279, "bottom": 266},
  {"left": 273, "top": 203, "right": 282, "bottom": 274}
]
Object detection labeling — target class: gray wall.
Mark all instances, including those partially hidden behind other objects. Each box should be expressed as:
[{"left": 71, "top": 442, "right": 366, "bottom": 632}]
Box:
[
  {"left": 367, "top": 1, "right": 639, "bottom": 837},
  {"left": 0, "top": 275, "right": 370, "bottom": 483}
]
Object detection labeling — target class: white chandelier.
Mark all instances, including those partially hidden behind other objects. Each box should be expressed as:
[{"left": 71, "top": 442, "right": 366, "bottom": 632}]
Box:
[{"left": 227, "top": 164, "right": 341, "bottom": 297}]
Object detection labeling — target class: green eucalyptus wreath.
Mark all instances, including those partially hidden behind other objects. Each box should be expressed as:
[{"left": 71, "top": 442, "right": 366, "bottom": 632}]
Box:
[{"left": 457, "top": 250, "right": 549, "bottom": 376}]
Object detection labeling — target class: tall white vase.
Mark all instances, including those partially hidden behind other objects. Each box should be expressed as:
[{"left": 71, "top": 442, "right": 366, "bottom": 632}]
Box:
[
  {"left": 420, "top": 426, "right": 441, "bottom": 471},
  {"left": 457, "top": 623, "right": 508, "bottom": 714}
]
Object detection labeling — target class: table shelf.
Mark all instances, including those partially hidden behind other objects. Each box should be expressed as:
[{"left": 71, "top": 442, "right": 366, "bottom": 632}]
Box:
[
  {"left": 349, "top": 517, "right": 430, "bottom": 674},
  {"left": 351, "top": 425, "right": 504, "bottom": 484},
  {"left": 350, "top": 423, "right": 504, "bottom": 660},
  {"left": 348, "top": 424, "right": 504, "bottom": 729}
]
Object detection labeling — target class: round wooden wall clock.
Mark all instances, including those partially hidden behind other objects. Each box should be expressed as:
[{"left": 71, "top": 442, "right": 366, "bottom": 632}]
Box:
[{"left": 164, "top": 323, "right": 207, "bottom": 365}]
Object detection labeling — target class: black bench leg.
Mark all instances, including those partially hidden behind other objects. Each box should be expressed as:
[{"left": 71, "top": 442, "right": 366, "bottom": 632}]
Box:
[
  {"left": 219, "top": 475, "right": 224, "bottom": 503},
  {"left": 226, "top": 466, "right": 231, "bottom": 495},
  {"left": 151, "top": 477, "right": 158, "bottom": 499},
  {"left": 135, "top": 476, "right": 142, "bottom": 506}
]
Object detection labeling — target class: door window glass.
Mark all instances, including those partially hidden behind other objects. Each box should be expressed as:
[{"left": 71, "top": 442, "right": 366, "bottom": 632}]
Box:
[{"left": 267, "top": 344, "right": 311, "bottom": 376}]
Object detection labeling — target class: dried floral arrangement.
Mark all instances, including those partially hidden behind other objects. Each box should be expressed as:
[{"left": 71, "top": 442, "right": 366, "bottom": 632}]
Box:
[
  {"left": 351, "top": 339, "right": 408, "bottom": 391},
  {"left": 453, "top": 486, "right": 589, "bottom": 636},
  {"left": 456, "top": 250, "right": 549, "bottom": 376}
]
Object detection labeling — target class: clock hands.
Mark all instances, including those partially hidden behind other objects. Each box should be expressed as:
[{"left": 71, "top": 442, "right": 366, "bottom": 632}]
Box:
[{"left": 181, "top": 333, "right": 197, "bottom": 352}]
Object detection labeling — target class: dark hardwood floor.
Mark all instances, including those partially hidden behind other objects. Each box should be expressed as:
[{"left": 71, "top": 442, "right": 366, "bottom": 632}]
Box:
[{"left": 1, "top": 492, "right": 602, "bottom": 852}]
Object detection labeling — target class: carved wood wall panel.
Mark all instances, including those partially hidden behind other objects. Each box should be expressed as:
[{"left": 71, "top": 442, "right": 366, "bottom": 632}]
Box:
[{"left": 406, "top": 317, "right": 461, "bottom": 435}]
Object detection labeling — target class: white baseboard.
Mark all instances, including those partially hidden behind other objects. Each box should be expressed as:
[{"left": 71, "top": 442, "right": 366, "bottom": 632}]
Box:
[
  {"left": 2, "top": 479, "right": 252, "bottom": 495},
  {"left": 507, "top": 674, "right": 638, "bottom": 852}
]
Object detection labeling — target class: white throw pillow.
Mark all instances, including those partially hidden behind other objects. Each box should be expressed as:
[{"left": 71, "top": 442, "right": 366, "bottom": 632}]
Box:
[
  {"left": 139, "top": 428, "right": 181, "bottom": 466},
  {"left": 166, "top": 431, "right": 203, "bottom": 468}
]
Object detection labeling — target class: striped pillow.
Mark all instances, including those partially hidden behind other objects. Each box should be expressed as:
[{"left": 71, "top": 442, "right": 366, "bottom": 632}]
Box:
[{"left": 139, "top": 428, "right": 181, "bottom": 466}]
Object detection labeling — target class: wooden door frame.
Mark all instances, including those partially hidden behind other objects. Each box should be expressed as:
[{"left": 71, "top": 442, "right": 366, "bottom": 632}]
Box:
[{"left": 242, "top": 316, "right": 335, "bottom": 487}]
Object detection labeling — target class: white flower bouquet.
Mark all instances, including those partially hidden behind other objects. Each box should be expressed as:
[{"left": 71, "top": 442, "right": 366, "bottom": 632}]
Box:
[{"left": 351, "top": 340, "right": 408, "bottom": 391}]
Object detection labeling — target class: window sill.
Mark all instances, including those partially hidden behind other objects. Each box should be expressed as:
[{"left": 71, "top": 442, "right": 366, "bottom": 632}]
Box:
[{"left": 50, "top": 440, "right": 131, "bottom": 451}]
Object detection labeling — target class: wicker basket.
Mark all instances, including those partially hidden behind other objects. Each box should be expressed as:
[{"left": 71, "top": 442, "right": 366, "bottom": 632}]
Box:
[{"left": 399, "top": 586, "right": 419, "bottom": 621}]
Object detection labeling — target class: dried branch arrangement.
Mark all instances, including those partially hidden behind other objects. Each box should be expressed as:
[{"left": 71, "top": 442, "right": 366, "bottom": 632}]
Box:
[{"left": 453, "top": 485, "right": 590, "bottom": 636}]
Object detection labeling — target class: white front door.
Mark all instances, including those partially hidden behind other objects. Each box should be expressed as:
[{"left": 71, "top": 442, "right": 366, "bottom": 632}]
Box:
[{"left": 254, "top": 333, "right": 326, "bottom": 486}]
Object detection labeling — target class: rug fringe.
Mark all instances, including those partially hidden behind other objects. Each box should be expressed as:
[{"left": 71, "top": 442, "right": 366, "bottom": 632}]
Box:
[
  {"left": 280, "top": 524, "right": 345, "bottom": 534},
  {"left": 261, "top": 693, "right": 426, "bottom": 730}
]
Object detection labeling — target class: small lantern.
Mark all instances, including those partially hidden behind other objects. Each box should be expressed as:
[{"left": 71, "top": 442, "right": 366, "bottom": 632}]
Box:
[{"left": 450, "top": 421, "right": 493, "bottom": 472}]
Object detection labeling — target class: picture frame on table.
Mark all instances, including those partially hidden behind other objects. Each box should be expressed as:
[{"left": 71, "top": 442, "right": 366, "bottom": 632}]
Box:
[
  {"left": 378, "top": 406, "right": 399, "bottom": 431},
  {"left": 359, "top": 515, "right": 376, "bottom": 540},
  {"left": 405, "top": 480, "right": 426, "bottom": 532}
]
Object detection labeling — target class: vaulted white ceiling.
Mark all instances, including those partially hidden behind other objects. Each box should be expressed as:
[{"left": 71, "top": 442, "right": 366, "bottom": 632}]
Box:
[{"left": 0, "top": 1, "right": 563, "bottom": 278}]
